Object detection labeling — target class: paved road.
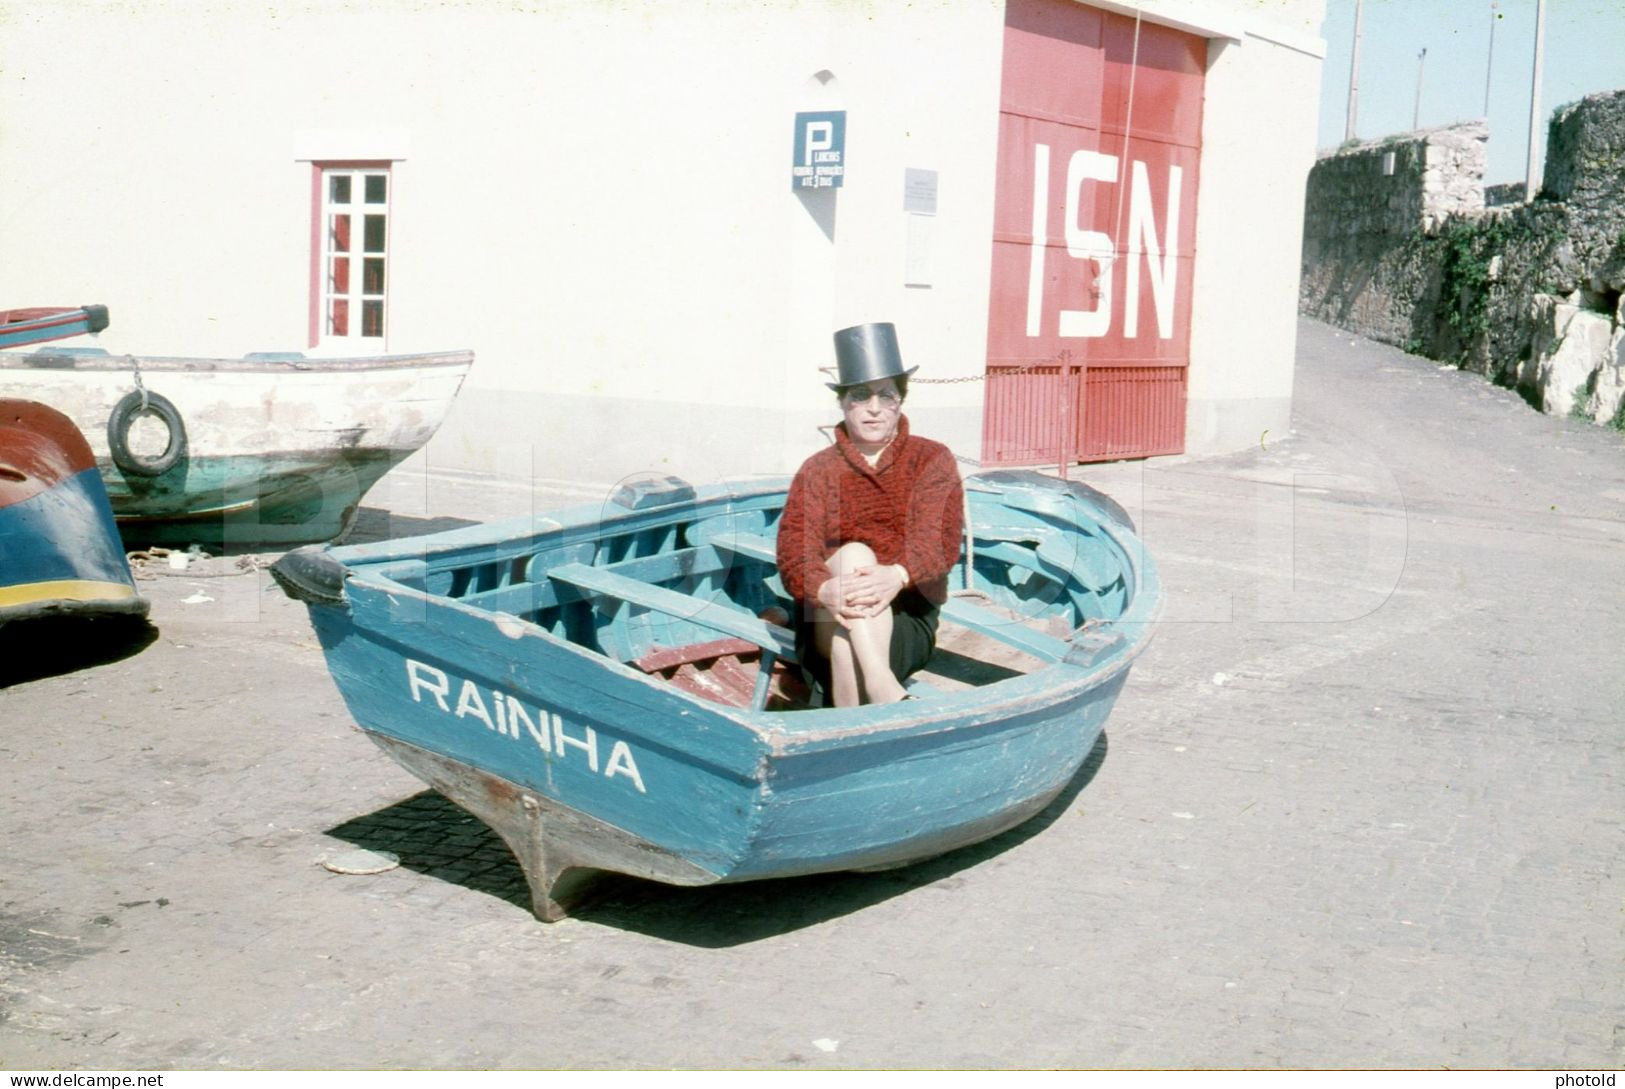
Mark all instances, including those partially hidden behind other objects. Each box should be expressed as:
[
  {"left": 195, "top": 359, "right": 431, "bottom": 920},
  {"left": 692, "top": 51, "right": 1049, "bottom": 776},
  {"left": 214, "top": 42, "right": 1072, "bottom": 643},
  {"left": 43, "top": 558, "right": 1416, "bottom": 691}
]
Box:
[{"left": 2, "top": 319, "right": 1621, "bottom": 1069}]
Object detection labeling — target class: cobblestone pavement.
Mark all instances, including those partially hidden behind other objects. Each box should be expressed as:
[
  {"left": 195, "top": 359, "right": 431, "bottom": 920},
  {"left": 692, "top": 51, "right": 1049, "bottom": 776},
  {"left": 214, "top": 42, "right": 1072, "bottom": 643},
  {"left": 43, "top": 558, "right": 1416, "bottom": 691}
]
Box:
[{"left": 2, "top": 319, "right": 1622, "bottom": 1070}]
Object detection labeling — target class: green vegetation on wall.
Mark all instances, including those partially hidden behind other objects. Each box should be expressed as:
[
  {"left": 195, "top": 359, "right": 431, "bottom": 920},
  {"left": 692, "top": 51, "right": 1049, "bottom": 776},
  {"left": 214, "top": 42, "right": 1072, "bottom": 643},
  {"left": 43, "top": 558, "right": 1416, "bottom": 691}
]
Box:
[{"left": 1433, "top": 216, "right": 1511, "bottom": 361}]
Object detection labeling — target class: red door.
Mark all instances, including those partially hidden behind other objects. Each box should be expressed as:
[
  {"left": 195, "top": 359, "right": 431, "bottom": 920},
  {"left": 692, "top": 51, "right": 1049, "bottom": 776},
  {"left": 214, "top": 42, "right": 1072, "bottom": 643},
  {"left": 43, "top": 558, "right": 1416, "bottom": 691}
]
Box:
[{"left": 982, "top": 0, "right": 1204, "bottom": 465}]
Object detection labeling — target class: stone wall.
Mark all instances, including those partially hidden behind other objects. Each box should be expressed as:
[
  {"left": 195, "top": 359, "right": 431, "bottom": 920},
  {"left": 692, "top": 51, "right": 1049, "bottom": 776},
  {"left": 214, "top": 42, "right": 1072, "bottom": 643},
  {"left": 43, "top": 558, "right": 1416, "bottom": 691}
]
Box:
[
  {"left": 1300, "top": 90, "right": 1625, "bottom": 429},
  {"left": 1299, "top": 121, "right": 1487, "bottom": 348}
]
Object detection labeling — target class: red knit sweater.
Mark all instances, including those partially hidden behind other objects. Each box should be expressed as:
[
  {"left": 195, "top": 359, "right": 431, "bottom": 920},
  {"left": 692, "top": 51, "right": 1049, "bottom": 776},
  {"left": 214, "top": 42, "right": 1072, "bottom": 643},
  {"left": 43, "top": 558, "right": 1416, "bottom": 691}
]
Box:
[{"left": 776, "top": 415, "right": 964, "bottom": 607}]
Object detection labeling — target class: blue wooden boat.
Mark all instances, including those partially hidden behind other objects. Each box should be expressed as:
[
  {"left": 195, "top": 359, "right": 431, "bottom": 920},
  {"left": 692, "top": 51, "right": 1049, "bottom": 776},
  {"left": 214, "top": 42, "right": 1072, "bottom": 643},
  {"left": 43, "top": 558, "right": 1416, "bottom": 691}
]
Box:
[
  {"left": 0, "top": 304, "right": 109, "bottom": 350},
  {"left": 273, "top": 470, "right": 1159, "bottom": 920},
  {"left": 0, "top": 399, "right": 148, "bottom": 626}
]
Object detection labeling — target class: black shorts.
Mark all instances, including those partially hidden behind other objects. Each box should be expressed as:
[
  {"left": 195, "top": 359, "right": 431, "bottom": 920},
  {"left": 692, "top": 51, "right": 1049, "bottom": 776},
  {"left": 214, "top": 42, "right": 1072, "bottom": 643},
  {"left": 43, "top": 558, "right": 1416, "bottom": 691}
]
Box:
[{"left": 792, "top": 588, "right": 940, "bottom": 708}]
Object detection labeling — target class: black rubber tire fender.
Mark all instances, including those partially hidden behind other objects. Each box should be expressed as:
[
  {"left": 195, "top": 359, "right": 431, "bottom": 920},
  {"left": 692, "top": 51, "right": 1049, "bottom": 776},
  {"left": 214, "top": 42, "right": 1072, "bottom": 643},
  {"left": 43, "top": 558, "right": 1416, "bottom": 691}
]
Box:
[{"left": 107, "top": 390, "right": 187, "bottom": 477}]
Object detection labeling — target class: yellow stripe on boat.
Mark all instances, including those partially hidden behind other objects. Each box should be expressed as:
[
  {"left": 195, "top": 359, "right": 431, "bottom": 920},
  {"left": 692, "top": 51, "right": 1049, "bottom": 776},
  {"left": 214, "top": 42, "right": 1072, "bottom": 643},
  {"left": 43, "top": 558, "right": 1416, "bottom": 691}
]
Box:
[{"left": 0, "top": 579, "right": 140, "bottom": 608}]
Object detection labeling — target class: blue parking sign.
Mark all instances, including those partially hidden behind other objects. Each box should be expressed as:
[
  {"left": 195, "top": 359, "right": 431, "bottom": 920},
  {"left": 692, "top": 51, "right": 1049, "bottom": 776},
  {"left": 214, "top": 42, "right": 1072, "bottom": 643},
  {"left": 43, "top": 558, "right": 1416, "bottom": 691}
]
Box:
[{"left": 792, "top": 111, "right": 846, "bottom": 190}]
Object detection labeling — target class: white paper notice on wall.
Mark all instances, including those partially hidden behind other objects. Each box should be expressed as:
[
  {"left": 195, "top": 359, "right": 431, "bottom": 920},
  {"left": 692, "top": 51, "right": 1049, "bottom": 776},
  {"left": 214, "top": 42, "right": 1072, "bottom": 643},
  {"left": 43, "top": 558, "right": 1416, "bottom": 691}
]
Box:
[
  {"left": 905, "top": 212, "right": 934, "bottom": 287},
  {"left": 904, "top": 168, "right": 938, "bottom": 214}
]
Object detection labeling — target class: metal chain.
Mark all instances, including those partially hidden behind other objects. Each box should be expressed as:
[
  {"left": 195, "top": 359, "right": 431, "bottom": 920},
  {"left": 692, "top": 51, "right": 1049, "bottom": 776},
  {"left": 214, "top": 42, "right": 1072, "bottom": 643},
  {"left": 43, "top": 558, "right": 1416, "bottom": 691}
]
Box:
[
  {"left": 126, "top": 354, "right": 149, "bottom": 412},
  {"left": 818, "top": 350, "right": 1079, "bottom": 470},
  {"left": 912, "top": 349, "right": 1071, "bottom": 385}
]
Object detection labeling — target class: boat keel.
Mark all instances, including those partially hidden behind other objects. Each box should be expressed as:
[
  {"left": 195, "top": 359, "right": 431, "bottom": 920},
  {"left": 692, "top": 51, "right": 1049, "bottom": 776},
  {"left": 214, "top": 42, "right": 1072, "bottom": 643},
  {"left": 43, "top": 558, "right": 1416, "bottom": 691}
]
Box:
[{"left": 365, "top": 733, "right": 718, "bottom": 922}]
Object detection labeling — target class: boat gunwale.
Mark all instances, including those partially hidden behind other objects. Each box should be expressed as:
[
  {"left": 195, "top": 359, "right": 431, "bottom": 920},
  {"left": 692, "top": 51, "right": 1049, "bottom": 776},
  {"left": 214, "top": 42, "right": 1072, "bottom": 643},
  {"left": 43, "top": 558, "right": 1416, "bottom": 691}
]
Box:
[
  {"left": 0, "top": 348, "right": 475, "bottom": 374},
  {"left": 317, "top": 473, "right": 1161, "bottom": 754},
  {"left": 0, "top": 591, "right": 151, "bottom": 626}
]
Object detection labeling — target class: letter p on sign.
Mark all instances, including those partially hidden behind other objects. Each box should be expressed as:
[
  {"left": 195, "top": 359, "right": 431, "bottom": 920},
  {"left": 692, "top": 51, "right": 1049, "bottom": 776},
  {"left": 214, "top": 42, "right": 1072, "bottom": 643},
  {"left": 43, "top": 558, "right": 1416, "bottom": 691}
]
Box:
[{"left": 803, "top": 121, "right": 832, "bottom": 166}]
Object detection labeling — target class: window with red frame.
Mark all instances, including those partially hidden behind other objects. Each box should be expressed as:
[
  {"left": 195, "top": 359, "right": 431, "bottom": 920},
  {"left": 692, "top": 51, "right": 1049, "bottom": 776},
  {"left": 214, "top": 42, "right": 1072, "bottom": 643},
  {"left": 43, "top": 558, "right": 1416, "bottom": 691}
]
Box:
[{"left": 315, "top": 165, "right": 389, "bottom": 348}]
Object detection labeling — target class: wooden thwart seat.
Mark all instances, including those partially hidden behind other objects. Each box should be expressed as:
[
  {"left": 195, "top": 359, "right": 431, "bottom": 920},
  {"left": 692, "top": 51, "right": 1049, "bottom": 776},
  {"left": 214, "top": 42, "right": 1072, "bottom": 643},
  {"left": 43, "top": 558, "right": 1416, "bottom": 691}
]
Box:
[
  {"left": 547, "top": 562, "right": 795, "bottom": 661},
  {"left": 938, "top": 598, "right": 1068, "bottom": 661}
]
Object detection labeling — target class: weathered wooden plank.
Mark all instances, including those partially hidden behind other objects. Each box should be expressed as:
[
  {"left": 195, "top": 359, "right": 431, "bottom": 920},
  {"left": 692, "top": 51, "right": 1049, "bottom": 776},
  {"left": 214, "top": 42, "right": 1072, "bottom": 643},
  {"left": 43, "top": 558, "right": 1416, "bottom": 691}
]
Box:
[{"left": 632, "top": 637, "right": 762, "bottom": 673}]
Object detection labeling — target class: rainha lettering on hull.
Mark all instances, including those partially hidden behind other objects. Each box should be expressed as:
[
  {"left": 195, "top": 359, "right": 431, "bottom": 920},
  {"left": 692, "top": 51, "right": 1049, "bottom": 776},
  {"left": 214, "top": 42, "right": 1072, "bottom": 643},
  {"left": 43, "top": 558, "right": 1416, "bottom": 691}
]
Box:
[{"left": 403, "top": 659, "right": 647, "bottom": 793}]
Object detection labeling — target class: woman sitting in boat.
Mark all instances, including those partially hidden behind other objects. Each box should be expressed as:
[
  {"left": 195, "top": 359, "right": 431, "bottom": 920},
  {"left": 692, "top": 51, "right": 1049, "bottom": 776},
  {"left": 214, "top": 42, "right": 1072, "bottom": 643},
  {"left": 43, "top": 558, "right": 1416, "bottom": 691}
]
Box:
[{"left": 776, "top": 322, "right": 964, "bottom": 707}]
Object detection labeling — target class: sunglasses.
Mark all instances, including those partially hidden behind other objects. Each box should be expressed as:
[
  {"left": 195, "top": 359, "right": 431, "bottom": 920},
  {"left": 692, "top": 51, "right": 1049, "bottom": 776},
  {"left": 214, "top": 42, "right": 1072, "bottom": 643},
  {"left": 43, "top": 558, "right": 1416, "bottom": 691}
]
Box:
[{"left": 843, "top": 386, "right": 902, "bottom": 406}]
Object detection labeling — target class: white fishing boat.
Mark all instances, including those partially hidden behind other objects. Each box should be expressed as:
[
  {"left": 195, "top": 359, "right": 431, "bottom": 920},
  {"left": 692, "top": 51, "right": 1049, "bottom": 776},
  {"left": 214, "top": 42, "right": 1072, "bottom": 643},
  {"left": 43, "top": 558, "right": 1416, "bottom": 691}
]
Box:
[{"left": 2, "top": 345, "right": 473, "bottom": 547}]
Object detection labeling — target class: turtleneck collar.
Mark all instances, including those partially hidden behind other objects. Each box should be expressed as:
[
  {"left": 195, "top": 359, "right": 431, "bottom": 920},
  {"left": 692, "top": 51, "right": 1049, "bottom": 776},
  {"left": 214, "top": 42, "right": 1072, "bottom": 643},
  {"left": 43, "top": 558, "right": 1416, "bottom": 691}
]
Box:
[{"left": 835, "top": 413, "right": 910, "bottom": 476}]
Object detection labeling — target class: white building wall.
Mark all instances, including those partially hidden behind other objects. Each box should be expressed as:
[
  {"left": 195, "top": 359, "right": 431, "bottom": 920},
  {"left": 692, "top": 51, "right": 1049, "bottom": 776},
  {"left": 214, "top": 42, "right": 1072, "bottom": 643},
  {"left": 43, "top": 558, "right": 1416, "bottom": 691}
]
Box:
[
  {"left": 1185, "top": 3, "right": 1327, "bottom": 456},
  {"left": 0, "top": 0, "right": 1322, "bottom": 494}
]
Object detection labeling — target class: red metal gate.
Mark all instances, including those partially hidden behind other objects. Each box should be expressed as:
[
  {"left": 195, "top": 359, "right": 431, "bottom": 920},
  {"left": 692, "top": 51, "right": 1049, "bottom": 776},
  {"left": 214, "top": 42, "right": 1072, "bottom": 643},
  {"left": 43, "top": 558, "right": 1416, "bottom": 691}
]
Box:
[{"left": 981, "top": 0, "right": 1204, "bottom": 466}]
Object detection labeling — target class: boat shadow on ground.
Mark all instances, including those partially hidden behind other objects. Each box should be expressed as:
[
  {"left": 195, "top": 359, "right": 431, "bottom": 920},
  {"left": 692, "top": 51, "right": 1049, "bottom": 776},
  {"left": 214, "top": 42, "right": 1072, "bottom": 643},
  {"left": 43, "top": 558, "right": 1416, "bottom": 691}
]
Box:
[
  {"left": 342, "top": 507, "right": 480, "bottom": 546},
  {"left": 119, "top": 507, "right": 482, "bottom": 558},
  {"left": 0, "top": 615, "right": 158, "bottom": 688},
  {"left": 325, "top": 731, "right": 1109, "bottom": 947}
]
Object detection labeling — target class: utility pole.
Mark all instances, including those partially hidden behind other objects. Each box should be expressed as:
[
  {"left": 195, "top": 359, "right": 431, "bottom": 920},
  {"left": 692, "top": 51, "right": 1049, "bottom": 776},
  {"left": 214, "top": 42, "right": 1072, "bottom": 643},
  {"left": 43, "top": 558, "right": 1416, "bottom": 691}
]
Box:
[
  {"left": 1484, "top": 1, "right": 1499, "bottom": 118},
  {"left": 1525, "top": 0, "right": 1546, "bottom": 201},
  {"left": 1344, "top": 0, "right": 1363, "bottom": 141},
  {"left": 1414, "top": 47, "right": 1427, "bottom": 130}
]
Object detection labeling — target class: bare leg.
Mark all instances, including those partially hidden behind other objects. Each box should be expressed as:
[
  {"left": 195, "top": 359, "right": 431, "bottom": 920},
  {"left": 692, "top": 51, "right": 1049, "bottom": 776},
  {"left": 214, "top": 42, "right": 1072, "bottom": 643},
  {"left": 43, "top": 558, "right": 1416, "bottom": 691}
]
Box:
[
  {"left": 813, "top": 542, "right": 908, "bottom": 706},
  {"left": 820, "top": 620, "right": 862, "bottom": 708}
]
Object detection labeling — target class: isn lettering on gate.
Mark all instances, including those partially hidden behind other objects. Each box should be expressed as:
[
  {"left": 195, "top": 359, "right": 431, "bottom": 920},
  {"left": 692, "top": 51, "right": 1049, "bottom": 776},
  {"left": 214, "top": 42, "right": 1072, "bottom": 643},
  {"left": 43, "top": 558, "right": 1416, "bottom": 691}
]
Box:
[
  {"left": 404, "top": 658, "right": 647, "bottom": 794},
  {"left": 1026, "top": 143, "right": 1182, "bottom": 341}
]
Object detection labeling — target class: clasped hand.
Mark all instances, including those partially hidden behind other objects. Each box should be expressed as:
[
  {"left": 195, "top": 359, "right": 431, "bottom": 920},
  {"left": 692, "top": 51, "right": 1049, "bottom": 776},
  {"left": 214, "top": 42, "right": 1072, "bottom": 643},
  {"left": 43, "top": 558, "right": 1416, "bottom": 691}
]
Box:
[{"left": 816, "top": 564, "right": 905, "bottom": 627}]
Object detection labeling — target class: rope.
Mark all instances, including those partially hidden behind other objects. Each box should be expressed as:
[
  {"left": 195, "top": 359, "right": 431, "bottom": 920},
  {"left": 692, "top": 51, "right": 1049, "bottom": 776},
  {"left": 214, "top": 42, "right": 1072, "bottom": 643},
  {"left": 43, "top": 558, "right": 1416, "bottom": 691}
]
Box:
[
  {"left": 962, "top": 485, "right": 974, "bottom": 588},
  {"left": 1109, "top": 3, "right": 1145, "bottom": 260}
]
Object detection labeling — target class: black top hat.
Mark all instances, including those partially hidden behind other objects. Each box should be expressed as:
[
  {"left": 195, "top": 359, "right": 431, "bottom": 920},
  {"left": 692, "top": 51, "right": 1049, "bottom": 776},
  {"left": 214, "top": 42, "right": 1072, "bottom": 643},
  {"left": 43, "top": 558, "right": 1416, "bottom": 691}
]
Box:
[{"left": 828, "top": 322, "right": 918, "bottom": 390}]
